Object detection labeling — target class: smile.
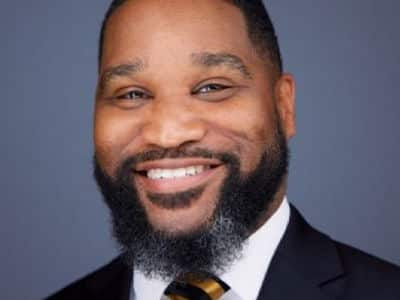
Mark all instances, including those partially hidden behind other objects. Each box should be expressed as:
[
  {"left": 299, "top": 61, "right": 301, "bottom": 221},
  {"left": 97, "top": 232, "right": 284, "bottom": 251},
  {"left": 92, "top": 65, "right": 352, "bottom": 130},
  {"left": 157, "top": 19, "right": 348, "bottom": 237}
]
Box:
[
  {"left": 146, "top": 165, "right": 210, "bottom": 180},
  {"left": 134, "top": 159, "right": 223, "bottom": 194}
]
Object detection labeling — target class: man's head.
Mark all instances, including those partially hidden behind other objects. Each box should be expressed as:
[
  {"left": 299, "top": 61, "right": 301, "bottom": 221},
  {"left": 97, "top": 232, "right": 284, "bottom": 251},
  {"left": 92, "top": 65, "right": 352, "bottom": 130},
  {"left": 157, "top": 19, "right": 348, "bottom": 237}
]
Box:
[{"left": 94, "top": 0, "right": 295, "bottom": 279}]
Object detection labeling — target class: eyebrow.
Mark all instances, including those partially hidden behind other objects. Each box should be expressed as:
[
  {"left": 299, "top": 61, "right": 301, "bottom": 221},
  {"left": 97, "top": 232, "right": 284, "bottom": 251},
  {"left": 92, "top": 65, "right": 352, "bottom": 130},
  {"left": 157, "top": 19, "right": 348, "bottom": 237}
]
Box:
[
  {"left": 98, "top": 52, "right": 252, "bottom": 91},
  {"left": 191, "top": 52, "right": 253, "bottom": 79},
  {"left": 99, "top": 59, "right": 147, "bottom": 91}
]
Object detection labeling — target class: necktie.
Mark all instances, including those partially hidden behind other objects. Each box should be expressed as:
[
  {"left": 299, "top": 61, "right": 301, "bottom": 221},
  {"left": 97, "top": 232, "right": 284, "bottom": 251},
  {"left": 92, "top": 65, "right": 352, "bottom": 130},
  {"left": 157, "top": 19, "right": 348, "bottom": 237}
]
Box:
[{"left": 162, "top": 274, "right": 242, "bottom": 300}]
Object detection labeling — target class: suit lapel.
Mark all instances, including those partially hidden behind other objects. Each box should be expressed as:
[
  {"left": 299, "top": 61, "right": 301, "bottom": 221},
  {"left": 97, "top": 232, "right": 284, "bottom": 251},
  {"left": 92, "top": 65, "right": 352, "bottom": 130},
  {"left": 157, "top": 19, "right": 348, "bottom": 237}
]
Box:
[
  {"left": 257, "top": 205, "right": 346, "bottom": 300},
  {"left": 86, "top": 256, "right": 133, "bottom": 300}
]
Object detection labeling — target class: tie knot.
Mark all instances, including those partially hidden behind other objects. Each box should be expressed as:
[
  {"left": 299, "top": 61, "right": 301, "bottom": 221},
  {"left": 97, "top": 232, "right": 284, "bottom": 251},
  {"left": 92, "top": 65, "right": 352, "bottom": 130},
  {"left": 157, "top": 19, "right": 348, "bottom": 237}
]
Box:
[{"left": 163, "top": 274, "right": 230, "bottom": 300}]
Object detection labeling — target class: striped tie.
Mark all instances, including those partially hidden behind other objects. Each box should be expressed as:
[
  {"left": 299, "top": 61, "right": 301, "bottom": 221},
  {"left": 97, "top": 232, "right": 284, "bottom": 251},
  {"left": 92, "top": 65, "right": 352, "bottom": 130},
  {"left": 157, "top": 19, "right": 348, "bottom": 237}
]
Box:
[{"left": 162, "top": 274, "right": 242, "bottom": 300}]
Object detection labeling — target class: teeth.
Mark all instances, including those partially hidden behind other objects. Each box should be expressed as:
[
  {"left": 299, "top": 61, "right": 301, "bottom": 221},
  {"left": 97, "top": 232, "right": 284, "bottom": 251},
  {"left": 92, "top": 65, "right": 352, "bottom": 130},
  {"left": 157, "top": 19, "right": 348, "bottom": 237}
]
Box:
[{"left": 147, "top": 165, "right": 209, "bottom": 179}]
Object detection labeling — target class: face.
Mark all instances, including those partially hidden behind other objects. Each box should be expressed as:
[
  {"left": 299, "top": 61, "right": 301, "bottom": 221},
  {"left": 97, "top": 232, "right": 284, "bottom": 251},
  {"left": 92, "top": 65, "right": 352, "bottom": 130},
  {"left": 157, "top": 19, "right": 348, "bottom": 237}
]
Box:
[{"left": 94, "top": 0, "right": 296, "bottom": 235}]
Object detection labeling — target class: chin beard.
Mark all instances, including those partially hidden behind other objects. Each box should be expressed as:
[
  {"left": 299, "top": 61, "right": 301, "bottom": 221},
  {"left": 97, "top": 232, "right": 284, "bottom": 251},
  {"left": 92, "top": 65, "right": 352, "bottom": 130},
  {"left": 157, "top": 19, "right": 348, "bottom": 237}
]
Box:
[{"left": 93, "top": 123, "right": 289, "bottom": 280}]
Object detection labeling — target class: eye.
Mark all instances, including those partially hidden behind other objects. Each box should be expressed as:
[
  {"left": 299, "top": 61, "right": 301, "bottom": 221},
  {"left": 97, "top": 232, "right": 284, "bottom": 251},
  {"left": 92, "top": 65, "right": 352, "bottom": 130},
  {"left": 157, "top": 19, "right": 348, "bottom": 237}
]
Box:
[
  {"left": 192, "top": 81, "right": 239, "bottom": 102},
  {"left": 194, "top": 83, "right": 230, "bottom": 94},
  {"left": 116, "top": 89, "right": 151, "bottom": 100},
  {"left": 106, "top": 87, "right": 153, "bottom": 109}
]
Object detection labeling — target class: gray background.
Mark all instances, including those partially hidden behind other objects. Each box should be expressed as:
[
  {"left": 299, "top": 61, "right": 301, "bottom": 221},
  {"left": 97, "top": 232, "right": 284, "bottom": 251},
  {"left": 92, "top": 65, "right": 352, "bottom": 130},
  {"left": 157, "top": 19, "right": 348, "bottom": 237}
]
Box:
[{"left": 1, "top": 1, "right": 399, "bottom": 299}]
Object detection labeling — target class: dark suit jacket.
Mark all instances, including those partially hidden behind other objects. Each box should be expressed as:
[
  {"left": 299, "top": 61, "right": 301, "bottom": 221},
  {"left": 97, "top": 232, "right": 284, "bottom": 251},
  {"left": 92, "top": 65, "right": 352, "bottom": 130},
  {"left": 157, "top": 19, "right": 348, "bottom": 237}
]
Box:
[{"left": 46, "top": 206, "right": 400, "bottom": 299}]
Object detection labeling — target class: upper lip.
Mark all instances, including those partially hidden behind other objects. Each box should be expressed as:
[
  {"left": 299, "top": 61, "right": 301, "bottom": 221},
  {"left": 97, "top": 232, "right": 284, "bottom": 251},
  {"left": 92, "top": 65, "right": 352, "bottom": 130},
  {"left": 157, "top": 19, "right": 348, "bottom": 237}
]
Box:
[{"left": 134, "top": 158, "right": 222, "bottom": 172}]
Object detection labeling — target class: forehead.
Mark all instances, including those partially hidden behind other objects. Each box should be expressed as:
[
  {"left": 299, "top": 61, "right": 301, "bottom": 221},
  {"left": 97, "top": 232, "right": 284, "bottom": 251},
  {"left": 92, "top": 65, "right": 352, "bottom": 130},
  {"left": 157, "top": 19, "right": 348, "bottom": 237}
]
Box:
[{"left": 101, "top": 0, "right": 257, "bottom": 71}]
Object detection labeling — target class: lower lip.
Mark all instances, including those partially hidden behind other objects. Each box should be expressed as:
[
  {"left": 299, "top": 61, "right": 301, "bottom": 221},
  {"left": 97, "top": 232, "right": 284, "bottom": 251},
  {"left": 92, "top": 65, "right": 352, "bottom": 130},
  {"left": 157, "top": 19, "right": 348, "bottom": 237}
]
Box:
[{"left": 135, "top": 166, "right": 222, "bottom": 193}]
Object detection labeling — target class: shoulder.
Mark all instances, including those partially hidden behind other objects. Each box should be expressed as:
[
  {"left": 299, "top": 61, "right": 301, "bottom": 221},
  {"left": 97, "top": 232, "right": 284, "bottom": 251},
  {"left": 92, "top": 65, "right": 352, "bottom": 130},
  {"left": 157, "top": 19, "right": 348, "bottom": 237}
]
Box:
[
  {"left": 45, "top": 256, "right": 131, "bottom": 300},
  {"left": 284, "top": 205, "right": 400, "bottom": 298},
  {"left": 334, "top": 241, "right": 400, "bottom": 291},
  {"left": 336, "top": 241, "right": 400, "bottom": 276},
  {"left": 319, "top": 240, "right": 400, "bottom": 299}
]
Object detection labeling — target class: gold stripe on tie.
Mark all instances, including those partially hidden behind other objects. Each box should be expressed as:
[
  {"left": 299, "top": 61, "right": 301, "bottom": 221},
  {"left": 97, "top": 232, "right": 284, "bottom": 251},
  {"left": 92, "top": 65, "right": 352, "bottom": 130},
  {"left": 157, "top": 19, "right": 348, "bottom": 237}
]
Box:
[
  {"left": 186, "top": 278, "right": 225, "bottom": 300},
  {"left": 167, "top": 296, "right": 189, "bottom": 300}
]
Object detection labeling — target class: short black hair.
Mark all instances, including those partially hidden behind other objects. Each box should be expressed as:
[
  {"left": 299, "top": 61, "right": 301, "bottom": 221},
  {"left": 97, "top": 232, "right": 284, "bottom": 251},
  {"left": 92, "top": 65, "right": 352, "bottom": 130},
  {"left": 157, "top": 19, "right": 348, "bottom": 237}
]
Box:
[{"left": 98, "top": 0, "right": 283, "bottom": 73}]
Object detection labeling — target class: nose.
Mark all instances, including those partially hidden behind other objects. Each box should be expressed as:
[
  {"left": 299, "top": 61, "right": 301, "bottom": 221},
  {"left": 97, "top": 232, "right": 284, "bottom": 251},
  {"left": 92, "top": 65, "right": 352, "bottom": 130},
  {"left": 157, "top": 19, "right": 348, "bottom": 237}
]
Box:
[{"left": 140, "top": 99, "right": 207, "bottom": 149}]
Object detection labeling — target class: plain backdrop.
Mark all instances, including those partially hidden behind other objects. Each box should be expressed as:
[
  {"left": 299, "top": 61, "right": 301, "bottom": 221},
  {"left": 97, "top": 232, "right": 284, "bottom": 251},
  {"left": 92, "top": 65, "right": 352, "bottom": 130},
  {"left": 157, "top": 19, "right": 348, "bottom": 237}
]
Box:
[{"left": 1, "top": 1, "right": 399, "bottom": 299}]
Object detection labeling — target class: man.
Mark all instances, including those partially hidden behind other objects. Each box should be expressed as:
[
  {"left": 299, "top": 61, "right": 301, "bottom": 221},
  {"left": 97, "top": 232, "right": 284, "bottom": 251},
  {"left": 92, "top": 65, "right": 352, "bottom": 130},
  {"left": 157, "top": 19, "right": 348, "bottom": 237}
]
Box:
[{"left": 47, "top": 0, "right": 400, "bottom": 299}]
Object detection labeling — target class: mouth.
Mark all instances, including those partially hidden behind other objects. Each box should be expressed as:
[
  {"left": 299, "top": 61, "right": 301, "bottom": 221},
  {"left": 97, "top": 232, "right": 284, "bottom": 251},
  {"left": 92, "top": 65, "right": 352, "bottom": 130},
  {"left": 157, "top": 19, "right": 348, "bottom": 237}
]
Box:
[{"left": 133, "top": 159, "right": 223, "bottom": 194}]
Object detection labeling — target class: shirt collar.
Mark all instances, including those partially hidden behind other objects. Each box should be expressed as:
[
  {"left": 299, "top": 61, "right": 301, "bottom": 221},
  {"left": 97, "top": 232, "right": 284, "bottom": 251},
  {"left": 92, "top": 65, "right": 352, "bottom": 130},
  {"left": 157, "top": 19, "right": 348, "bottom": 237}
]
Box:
[{"left": 221, "top": 196, "right": 290, "bottom": 300}]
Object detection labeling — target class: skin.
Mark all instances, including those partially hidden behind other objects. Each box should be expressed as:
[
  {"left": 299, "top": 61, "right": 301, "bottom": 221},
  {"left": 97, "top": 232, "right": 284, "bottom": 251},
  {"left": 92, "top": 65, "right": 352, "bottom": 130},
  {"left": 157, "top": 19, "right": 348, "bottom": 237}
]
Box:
[{"left": 94, "top": 0, "right": 296, "bottom": 234}]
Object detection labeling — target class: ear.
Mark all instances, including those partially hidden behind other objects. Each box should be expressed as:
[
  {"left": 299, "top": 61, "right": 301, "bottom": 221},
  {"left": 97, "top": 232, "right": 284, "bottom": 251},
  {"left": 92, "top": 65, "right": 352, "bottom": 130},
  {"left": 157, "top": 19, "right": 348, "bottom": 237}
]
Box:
[{"left": 274, "top": 73, "right": 296, "bottom": 139}]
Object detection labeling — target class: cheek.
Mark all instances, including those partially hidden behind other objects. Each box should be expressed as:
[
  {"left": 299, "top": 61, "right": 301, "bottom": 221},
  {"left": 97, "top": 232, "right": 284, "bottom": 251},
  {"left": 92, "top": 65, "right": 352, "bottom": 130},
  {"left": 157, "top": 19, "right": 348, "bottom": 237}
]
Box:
[
  {"left": 203, "top": 95, "right": 275, "bottom": 171},
  {"left": 94, "top": 107, "right": 142, "bottom": 173}
]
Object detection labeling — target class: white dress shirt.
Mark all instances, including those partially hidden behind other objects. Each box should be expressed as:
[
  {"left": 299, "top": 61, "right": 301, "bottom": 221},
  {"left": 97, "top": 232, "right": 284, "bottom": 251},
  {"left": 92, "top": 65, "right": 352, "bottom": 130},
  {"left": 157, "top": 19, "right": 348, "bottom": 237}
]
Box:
[{"left": 132, "top": 197, "right": 290, "bottom": 300}]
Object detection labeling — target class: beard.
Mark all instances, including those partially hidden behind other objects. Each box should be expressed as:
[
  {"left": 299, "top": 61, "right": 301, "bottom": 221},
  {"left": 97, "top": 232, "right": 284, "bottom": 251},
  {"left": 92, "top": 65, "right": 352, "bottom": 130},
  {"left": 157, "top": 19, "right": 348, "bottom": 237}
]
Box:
[{"left": 93, "top": 121, "right": 289, "bottom": 280}]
